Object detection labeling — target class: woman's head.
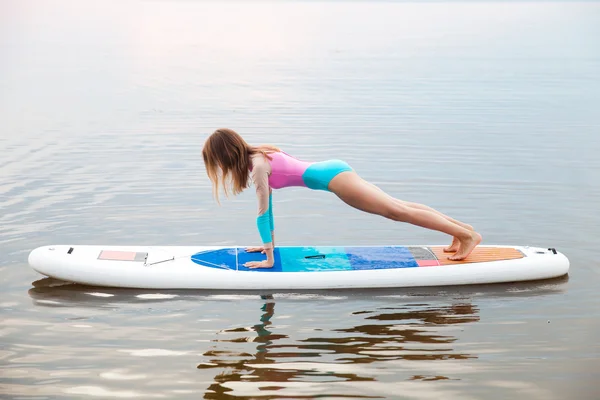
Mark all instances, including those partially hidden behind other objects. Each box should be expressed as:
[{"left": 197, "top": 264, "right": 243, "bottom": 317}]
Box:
[{"left": 202, "top": 128, "right": 278, "bottom": 202}]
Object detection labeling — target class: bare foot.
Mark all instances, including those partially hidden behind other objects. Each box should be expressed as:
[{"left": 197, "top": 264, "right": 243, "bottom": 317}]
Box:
[
  {"left": 444, "top": 224, "right": 475, "bottom": 253},
  {"left": 444, "top": 237, "right": 460, "bottom": 253},
  {"left": 448, "top": 232, "right": 482, "bottom": 261}
]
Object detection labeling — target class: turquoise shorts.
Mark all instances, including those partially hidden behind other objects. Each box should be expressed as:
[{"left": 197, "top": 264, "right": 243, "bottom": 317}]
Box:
[{"left": 301, "top": 160, "right": 353, "bottom": 191}]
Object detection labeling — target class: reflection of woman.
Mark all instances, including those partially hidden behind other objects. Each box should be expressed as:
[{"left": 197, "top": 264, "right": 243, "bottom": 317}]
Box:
[
  {"left": 252, "top": 297, "right": 275, "bottom": 363},
  {"left": 202, "top": 128, "right": 482, "bottom": 269},
  {"left": 200, "top": 297, "right": 281, "bottom": 398}
]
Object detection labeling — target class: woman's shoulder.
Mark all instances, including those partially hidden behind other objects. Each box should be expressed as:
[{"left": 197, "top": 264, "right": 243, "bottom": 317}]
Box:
[{"left": 250, "top": 152, "right": 272, "bottom": 173}]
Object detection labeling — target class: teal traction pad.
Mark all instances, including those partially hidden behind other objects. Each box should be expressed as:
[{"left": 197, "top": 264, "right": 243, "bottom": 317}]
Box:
[{"left": 190, "top": 246, "right": 438, "bottom": 272}]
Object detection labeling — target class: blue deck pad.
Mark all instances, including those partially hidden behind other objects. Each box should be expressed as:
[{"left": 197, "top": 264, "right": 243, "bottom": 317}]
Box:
[
  {"left": 191, "top": 248, "right": 237, "bottom": 270},
  {"left": 346, "top": 246, "right": 419, "bottom": 269},
  {"left": 278, "top": 247, "right": 351, "bottom": 272},
  {"left": 191, "top": 246, "right": 419, "bottom": 272},
  {"left": 236, "top": 247, "right": 347, "bottom": 272}
]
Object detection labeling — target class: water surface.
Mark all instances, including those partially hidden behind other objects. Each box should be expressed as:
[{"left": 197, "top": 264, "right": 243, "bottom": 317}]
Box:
[{"left": 1, "top": 1, "right": 599, "bottom": 398}]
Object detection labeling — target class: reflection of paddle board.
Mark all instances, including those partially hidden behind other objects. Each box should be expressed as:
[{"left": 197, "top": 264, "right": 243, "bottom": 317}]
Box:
[{"left": 28, "top": 245, "right": 569, "bottom": 290}]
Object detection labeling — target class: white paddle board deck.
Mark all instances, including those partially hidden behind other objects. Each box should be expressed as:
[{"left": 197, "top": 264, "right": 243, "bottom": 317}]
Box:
[{"left": 27, "top": 244, "right": 569, "bottom": 290}]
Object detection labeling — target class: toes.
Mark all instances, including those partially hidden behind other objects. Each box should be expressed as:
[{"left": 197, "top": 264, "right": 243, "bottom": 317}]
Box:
[{"left": 448, "top": 253, "right": 468, "bottom": 260}]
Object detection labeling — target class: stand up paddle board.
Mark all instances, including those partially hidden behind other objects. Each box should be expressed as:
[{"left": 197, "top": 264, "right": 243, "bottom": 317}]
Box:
[{"left": 27, "top": 244, "right": 569, "bottom": 289}]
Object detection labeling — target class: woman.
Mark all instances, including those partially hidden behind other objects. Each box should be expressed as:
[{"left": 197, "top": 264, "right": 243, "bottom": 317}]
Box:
[{"left": 202, "top": 128, "right": 482, "bottom": 269}]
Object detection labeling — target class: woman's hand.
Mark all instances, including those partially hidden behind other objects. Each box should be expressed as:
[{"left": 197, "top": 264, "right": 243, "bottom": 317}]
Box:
[
  {"left": 244, "top": 260, "right": 274, "bottom": 269},
  {"left": 244, "top": 245, "right": 275, "bottom": 269},
  {"left": 245, "top": 246, "right": 266, "bottom": 254}
]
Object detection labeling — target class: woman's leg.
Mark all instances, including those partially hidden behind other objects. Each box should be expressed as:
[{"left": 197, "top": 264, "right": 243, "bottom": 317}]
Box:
[
  {"left": 398, "top": 201, "right": 469, "bottom": 252},
  {"left": 328, "top": 171, "right": 481, "bottom": 260},
  {"left": 365, "top": 181, "right": 474, "bottom": 252}
]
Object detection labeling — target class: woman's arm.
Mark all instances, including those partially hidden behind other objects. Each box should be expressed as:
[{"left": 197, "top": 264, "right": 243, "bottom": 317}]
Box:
[
  {"left": 247, "top": 191, "right": 275, "bottom": 253},
  {"left": 269, "top": 190, "right": 275, "bottom": 247},
  {"left": 245, "top": 157, "right": 275, "bottom": 268}
]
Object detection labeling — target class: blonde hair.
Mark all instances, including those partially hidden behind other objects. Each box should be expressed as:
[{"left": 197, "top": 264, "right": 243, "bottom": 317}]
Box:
[{"left": 202, "top": 128, "right": 279, "bottom": 202}]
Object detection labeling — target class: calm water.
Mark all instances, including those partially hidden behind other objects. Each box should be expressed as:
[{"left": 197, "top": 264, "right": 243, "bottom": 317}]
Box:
[{"left": 2, "top": 0, "right": 600, "bottom": 398}]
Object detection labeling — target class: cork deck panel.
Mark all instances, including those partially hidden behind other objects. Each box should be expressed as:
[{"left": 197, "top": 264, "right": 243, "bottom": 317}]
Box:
[{"left": 430, "top": 246, "right": 525, "bottom": 266}]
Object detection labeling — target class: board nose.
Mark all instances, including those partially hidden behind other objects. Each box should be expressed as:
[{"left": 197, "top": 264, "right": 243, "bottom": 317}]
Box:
[
  {"left": 28, "top": 246, "right": 59, "bottom": 272},
  {"left": 28, "top": 246, "right": 46, "bottom": 270}
]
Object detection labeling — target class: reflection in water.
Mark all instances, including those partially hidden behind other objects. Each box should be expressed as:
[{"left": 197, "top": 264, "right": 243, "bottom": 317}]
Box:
[
  {"left": 201, "top": 297, "right": 317, "bottom": 399},
  {"left": 198, "top": 297, "right": 479, "bottom": 397},
  {"left": 27, "top": 275, "right": 569, "bottom": 308},
  {"left": 24, "top": 277, "right": 569, "bottom": 398},
  {"left": 321, "top": 304, "right": 479, "bottom": 362}
]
